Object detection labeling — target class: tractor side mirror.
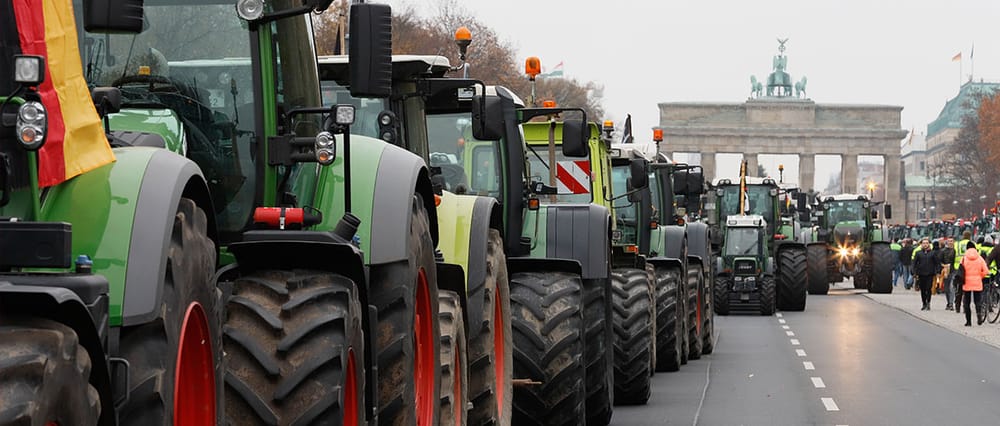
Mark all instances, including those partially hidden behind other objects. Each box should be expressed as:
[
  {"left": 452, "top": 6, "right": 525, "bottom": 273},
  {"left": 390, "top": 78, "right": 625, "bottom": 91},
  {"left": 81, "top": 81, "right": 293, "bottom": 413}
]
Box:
[
  {"left": 884, "top": 204, "right": 893, "bottom": 220},
  {"left": 627, "top": 179, "right": 641, "bottom": 203},
  {"left": 629, "top": 158, "right": 648, "bottom": 189},
  {"left": 673, "top": 171, "right": 689, "bottom": 195},
  {"left": 795, "top": 193, "right": 808, "bottom": 211},
  {"left": 471, "top": 95, "right": 503, "bottom": 141},
  {"left": 872, "top": 210, "right": 880, "bottom": 220},
  {"left": 561, "top": 119, "right": 589, "bottom": 158},
  {"left": 349, "top": 3, "right": 392, "bottom": 98},
  {"left": 687, "top": 171, "right": 704, "bottom": 195},
  {"left": 84, "top": 0, "right": 144, "bottom": 33}
]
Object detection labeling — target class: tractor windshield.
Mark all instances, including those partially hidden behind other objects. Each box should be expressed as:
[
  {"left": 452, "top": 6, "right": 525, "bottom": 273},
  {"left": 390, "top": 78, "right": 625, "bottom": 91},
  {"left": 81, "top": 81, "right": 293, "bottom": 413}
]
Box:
[
  {"left": 825, "top": 200, "right": 866, "bottom": 224},
  {"left": 525, "top": 143, "right": 593, "bottom": 204},
  {"left": 725, "top": 227, "right": 761, "bottom": 256},
  {"left": 611, "top": 165, "right": 638, "bottom": 244},
  {"left": 425, "top": 113, "right": 503, "bottom": 198},
  {"left": 74, "top": 1, "right": 322, "bottom": 240}
]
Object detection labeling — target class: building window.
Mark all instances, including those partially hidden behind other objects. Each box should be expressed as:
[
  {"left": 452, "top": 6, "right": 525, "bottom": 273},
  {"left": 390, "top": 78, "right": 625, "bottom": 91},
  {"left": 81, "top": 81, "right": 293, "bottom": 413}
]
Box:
[{"left": 919, "top": 161, "right": 925, "bottom": 171}]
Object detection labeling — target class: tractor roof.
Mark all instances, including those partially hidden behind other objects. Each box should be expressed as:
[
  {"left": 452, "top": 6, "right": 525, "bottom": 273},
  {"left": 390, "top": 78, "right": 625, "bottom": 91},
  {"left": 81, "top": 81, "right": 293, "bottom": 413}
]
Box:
[
  {"left": 713, "top": 177, "right": 779, "bottom": 187},
  {"left": 726, "top": 215, "right": 768, "bottom": 228},
  {"left": 610, "top": 143, "right": 657, "bottom": 161},
  {"left": 317, "top": 54, "right": 452, "bottom": 80},
  {"left": 819, "top": 193, "right": 869, "bottom": 202}
]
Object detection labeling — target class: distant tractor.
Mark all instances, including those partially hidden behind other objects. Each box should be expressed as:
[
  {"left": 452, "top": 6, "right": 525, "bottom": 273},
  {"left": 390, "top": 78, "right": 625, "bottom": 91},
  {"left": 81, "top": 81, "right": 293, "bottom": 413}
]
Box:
[
  {"left": 714, "top": 215, "right": 777, "bottom": 316},
  {"left": 803, "top": 194, "right": 894, "bottom": 294}
]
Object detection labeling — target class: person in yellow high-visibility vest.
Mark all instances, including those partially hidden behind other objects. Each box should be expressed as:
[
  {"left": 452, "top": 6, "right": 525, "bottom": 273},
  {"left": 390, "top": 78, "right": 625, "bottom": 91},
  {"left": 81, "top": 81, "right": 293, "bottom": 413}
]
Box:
[{"left": 954, "top": 231, "right": 973, "bottom": 313}]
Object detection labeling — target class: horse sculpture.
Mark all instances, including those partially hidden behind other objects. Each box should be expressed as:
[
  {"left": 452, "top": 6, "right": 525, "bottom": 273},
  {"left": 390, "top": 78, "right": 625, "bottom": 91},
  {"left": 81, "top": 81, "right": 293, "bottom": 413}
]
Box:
[
  {"left": 750, "top": 76, "right": 763, "bottom": 98},
  {"left": 794, "top": 76, "right": 808, "bottom": 98}
]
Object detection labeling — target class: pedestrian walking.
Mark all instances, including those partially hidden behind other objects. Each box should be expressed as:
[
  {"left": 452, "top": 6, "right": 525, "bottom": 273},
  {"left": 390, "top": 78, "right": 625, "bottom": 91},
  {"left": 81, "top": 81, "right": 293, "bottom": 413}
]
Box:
[
  {"left": 891, "top": 239, "right": 902, "bottom": 286},
  {"left": 959, "top": 241, "right": 989, "bottom": 326},
  {"left": 939, "top": 237, "right": 957, "bottom": 310},
  {"left": 900, "top": 239, "right": 915, "bottom": 290},
  {"left": 912, "top": 238, "right": 940, "bottom": 311}
]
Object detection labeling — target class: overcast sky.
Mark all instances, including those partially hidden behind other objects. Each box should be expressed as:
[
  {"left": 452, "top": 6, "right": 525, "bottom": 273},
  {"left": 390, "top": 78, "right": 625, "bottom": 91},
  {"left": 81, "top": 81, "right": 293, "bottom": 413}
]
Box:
[{"left": 384, "top": 0, "right": 1000, "bottom": 191}]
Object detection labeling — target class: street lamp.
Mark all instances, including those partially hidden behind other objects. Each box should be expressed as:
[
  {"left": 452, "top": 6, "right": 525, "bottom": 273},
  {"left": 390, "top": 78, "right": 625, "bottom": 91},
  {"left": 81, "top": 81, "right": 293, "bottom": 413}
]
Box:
[{"left": 867, "top": 181, "right": 876, "bottom": 200}]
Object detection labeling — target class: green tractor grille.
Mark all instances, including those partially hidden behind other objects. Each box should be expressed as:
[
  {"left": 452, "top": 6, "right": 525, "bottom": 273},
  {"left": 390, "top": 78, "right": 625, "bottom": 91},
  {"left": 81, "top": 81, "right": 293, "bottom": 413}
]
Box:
[{"left": 734, "top": 259, "right": 756, "bottom": 276}]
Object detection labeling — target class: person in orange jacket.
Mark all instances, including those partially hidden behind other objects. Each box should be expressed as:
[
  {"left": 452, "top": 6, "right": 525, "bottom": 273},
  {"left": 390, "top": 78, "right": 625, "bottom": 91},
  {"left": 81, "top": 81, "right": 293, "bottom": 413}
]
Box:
[{"left": 960, "top": 241, "right": 990, "bottom": 326}]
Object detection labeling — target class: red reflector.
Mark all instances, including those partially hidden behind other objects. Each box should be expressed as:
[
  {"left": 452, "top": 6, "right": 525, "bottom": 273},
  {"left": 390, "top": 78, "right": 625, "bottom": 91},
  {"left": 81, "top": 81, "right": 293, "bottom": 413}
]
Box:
[
  {"left": 625, "top": 245, "right": 639, "bottom": 254},
  {"left": 528, "top": 198, "right": 540, "bottom": 211},
  {"left": 774, "top": 234, "right": 787, "bottom": 240},
  {"left": 254, "top": 207, "right": 305, "bottom": 230},
  {"left": 650, "top": 221, "right": 659, "bottom": 229}
]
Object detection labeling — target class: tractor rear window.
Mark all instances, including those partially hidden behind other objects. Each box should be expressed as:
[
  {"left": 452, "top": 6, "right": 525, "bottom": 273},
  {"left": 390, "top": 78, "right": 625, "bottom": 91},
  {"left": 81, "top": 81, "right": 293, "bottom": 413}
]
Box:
[{"left": 525, "top": 143, "right": 592, "bottom": 204}]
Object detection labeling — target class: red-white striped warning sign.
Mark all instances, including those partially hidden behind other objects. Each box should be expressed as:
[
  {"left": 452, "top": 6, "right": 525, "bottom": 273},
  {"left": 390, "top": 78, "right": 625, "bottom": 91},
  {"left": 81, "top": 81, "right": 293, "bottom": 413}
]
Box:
[{"left": 556, "top": 160, "right": 592, "bottom": 194}]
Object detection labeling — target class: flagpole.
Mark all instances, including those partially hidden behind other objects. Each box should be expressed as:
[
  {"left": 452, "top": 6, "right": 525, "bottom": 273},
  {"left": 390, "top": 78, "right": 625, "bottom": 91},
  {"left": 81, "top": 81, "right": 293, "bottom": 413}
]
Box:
[{"left": 971, "top": 43, "right": 975, "bottom": 82}]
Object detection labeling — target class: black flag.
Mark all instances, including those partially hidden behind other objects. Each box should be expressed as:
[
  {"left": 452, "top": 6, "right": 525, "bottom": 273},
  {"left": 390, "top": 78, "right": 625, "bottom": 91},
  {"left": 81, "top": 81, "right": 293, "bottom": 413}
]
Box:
[{"left": 620, "top": 114, "right": 634, "bottom": 144}]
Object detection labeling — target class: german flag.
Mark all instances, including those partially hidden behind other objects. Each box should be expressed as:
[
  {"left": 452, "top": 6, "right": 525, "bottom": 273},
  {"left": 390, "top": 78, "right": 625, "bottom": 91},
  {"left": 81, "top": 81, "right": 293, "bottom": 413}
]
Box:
[{"left": 7, "top": 0, "right": 114, "bottom": 187}]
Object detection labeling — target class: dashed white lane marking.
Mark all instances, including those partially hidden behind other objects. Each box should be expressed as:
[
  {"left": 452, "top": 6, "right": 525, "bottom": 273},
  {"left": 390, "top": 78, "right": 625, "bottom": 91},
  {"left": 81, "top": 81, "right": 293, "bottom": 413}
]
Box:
[
  {"left": 776, "top": 313, "right": 783, "bottom": 318},
  {"left": 811, "top": 377, "right": 826, "bottom": 388},
  {"left": 781, "top": 325, "right": 790, "bottom": 330},
  {"left": 821, "top": 397, "right": 840, "bottom": 411},
  {"left": 779, "top": 318, "right": 787, "bottom": 324},
  {"left": 790, "top": 339, "right": 800, "bottom": 345},
  {"left": 803, "top": 361, "right": 815, "bottom": 370},
  {"left": 796, "top": 349, "right": 807, "bottom": 357},
  {"left": 786, "top": 330, "right": 795, "bottom": 336}
]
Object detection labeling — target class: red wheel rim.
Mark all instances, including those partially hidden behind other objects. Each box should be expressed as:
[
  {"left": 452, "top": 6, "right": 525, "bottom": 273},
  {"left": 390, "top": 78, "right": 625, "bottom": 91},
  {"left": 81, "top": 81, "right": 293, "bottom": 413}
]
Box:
[
  {"left": 344, "top": 348, "right": 359, "bottom": 426},
  {"left": 174, "top": 302, "right": 216, "bottom": 425},
  {"left": 414, "top": 268, "right": 435, "bottom": 426},
  {"left": 452, "top": 347, "right": 463, "bottom": 425},
  {"left": 493, "top": 290, "right": 505, "bottom": 412}
]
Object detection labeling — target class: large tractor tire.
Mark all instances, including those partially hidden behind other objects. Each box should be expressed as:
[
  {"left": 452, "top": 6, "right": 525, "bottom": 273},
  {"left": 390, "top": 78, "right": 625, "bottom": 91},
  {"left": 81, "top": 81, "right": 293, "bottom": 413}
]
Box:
[
  {"left": 223, "top": 271, "right": 365, "bottom": 425},
  {"left": 686, "top": 264, "right": 704, "bottom": 360},
  {"left": 759, "top": 276, "right": 777, "bottom": 316},
  {"left": 369, "top": 194, "right": 441, "bottom": 425},
  {"left": 467, "top": 230, "right": 513, "bottom": 426},
  {"left": 701, "top": 270, "right": 716, "bottom": 355},
  {"left": 806, "top": 244, "right": 830, "bottom": 295},
  {"left": 0, "top": 316, "right": 100, "bottom": 425},
  {"left": 510, "top": 271, "right": 585, "bottom": 426},
  {"left": 610, "top": 268, "right": 653, "bottom": 405},
  {"left": 119, "top": 198, "right": 222, "bottom": 425},
  {"left": 582, "top": 277, "right": 613, "bottom": 426},
  {"left": 653, "top": 266, "right": 684, "bottom": 372},
  {"left": 869, "top": 244, "right": 895, "bottom": 294},
  {"left": 776, "top": 247, "right": 808, "bottom": 311},
  {"left": 854, "top": 269, "right": 870, "bottom": 290},
  {"left": 714, "top": 276, "right": 731, "bottom": 316},
  {"left": 439, "top": 291, "right": 469, "bottom": 426}
]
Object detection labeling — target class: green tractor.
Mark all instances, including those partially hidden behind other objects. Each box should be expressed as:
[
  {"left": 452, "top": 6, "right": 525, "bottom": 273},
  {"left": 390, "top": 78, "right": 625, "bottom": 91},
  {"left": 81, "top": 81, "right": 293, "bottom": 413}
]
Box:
[
  {"left": 803, "top": 194, "right": 894, "bottom": 294},
  {"left": 4, "top": 0, "right": 458, "bottom": 424},
  {"left": 316, "top": 53, "right": 514, "bottom": 425},
  {"left": 707, "top": 171, "right": 808, "bottom": 312},
  {"left": 713, "top": 214, "right": 777, "bottom": 315},
  {"left": 0, "top": 1, "right": 228, "bottom": 423}
]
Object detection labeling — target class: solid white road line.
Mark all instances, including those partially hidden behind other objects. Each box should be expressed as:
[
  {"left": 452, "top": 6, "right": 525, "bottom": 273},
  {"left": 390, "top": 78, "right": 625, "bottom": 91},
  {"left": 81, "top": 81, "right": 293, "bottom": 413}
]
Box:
[
  {"left": 821, "top": 397, "right": 840, "bottom": 411},
  {"left": 786, "top": 331, "right": 795, "bottom": 336},
  {"left": 796, "top": 349, "right": 807, "bottom": 357},
  {"left": 811, "top": 377, "right": 826, "bottom": 388},
  {"left": 790, "top": 339, "right": 800, "bottom": 345},
  {"left": 803, "top": 361, "right": 815, "bottom": 370}
]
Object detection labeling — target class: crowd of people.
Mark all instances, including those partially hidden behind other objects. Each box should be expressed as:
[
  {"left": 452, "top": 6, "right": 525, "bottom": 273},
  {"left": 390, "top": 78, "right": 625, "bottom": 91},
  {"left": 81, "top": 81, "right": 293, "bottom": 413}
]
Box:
[{"left": 890, "top": 231, "right": 1000, "bottom": 326}]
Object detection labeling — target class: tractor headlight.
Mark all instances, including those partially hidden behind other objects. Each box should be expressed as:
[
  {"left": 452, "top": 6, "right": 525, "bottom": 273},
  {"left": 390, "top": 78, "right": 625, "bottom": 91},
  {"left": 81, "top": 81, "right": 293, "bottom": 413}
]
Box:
[
  {"left": 16, "top": 101, "right": 46, "bottom": 150},
  {"left": 850, "top": 247, "right": 860, "bottom": 256},
  {"left": 236, "top": 0, "right": 265, "bottom": 20},
  {"left": 14, "top": 55, "right": 44, "bottom": 85},
  {"left": 334, "top": 105, "right": 355, "bottom": 125},
  {"left": 837, "top": 247, "right": 849, "bottom": 258},
  {"left": 315, "top": 131, "right": 336, "bottom": 166}
]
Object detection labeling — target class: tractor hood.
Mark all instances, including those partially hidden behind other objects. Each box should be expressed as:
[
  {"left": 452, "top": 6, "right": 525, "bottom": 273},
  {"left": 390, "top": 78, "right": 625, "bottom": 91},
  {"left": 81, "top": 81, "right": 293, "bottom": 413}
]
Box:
[{"left": 833, "top": 221, "right": 865, "bottom": 247}]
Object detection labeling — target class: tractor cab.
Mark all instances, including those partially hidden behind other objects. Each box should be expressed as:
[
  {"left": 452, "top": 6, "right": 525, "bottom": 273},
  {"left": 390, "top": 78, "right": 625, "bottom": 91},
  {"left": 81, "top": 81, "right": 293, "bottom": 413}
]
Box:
[{"left": 714, "top": 214, "right": 776, "bottom": 315}]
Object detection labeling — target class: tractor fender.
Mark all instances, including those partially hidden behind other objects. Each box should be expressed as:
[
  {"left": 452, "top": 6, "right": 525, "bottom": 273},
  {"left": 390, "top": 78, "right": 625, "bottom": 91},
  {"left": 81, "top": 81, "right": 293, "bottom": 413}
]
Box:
[
  {"left": 0, "top": 282, "right": 114, "bottom": 426},
  {"left": 646, "top": 257, "right": 685, "bottom": 274},
  {"left": 507, "top": 256, "right": 583, "bottom": 277},
  {"left": 121, "top": 150, "right": 214, "bottom": 326},
  {"left": 661, "top": 225, "right": 688, "bottom": 262},
  {"left": 542, "top": 204, "right": 610, "bottom": 280},
  {"left": 437, "top": 262, "right": 470, "bottom": 338},
  {"left": 368, "top": 143, "right": 438, "bottom": 265},
  {"left": 434, "top": 193, "right": 502, "bottom": 338},
  {"left": 714, "top": 256, "right": 726, "bottom": 276},
  {"left": 686, "top": 222, "right": 712, "bottom": 270},
  {"left": 39, "top": 148, "right": 216, "bottom": 327}
]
